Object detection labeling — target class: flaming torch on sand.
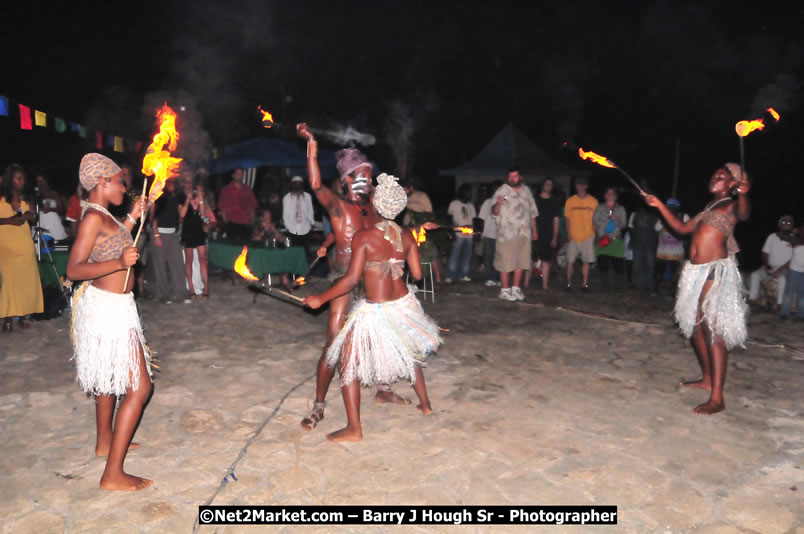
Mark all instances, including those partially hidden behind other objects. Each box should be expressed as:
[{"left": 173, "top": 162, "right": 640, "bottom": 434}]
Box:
[
  {"left": 235, "top": 246, "right": 304, "bottom": 303},
  {"left": 122, "top": 104, "right": 183, "bottom": 290}
]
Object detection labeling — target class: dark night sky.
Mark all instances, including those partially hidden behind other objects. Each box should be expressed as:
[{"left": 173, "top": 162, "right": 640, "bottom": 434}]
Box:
[{"left": 2, "top": 0, "right": 802, "bottom": 247}]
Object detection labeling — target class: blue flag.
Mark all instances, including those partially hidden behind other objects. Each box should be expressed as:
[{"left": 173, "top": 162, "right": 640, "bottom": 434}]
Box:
[{"left": 0, "top": 96, "right": 8, "bottom": 117}]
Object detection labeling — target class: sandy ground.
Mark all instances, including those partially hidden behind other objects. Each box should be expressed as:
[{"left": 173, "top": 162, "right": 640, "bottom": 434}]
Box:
[{"left": 1, "top": 275, "right": 802, "bottom": 533}]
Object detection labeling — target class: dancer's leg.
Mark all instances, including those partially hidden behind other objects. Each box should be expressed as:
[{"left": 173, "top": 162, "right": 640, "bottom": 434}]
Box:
[
  {"left": 327, "top": 335, "right": 363, "bottom": 442},
  {"left": 99, "top": 347, "right": 153, "bottom": 490},
  {"left": 411, "top": 365, "right": 432, "bottom": 414}
]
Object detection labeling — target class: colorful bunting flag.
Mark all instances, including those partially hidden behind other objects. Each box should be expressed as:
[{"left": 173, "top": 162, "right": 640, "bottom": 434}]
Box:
[
  {"left": 34, "top": 110, "right": 47, "bottom": 127},
  {"left": 19, "top": 104, "right": 33, "bottom": 130},
  {"left": 55, "top": 117, "right": 66, "bottom": 133},
  {"left": 78, "top": 125, "right": 88, "bottom": 138},
  {"left": 212, "top": 147, "right": 219, "bottom": 159},
  {"left": 0, "top": 96, "right": 8, "bottom": 117},
  {"left": 95, "top": 131, "right": 103, "bottom": 149},
  {"left": 106, "top": 134, "right": 115, "bottom": 147},
  {"left": 70, "top": 122, "right": 80, "bottom": 132},
  {"left": 113, "top": 136, "right": 124, "bottom": 152}
]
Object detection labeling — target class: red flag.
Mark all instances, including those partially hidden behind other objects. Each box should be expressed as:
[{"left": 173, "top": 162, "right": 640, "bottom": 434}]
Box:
[
  {"left": 95, "top": 130, "right": 103, "bottom": 149},
  {"left": 19, "top": 104, "right": 33, "bottom": 130}
]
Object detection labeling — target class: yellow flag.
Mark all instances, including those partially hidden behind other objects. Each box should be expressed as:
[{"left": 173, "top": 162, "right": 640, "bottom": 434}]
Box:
[
  {"left": 34, "top": 110, "right": 47, "bottom": 127},
  {"left": 114, "top": 136, "right": 124, "bottom": 152}
]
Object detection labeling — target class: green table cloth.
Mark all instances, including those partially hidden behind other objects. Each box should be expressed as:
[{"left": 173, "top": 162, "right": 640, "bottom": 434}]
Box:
[
  {"left": 208, "top": 241, "right": 308, "bottom": 277},
  {"left": 38, "top": 250, "right": 69, "bottom": 288}
]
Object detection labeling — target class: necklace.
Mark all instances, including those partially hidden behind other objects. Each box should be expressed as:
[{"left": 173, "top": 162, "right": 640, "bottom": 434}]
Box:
[
  {"left": 342, "top": 196, "right": 369, "bottom": 216},
  {"left": 704, "top": 197, "right": 733, "bottom": 212}
]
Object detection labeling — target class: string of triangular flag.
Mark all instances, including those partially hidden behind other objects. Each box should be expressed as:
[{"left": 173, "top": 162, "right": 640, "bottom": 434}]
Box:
[{"left": 0, "top": 94, "right": 143, "bottom": 153}]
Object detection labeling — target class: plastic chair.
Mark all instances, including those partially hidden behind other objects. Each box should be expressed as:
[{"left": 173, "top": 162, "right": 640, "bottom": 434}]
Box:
[{"left": 408, "top": 262, "right": 435, "bottom": 303}]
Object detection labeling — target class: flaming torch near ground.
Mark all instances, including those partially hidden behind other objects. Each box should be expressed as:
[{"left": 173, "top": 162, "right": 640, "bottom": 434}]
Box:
[
  {"left": 577, "top": 147, "right": 647, "bottom": 196},
  {"left": 735, "top": 107, "right": 780, "bottom": 180},
  {"left": 235, "top": 246, "right": 304, "bottom": 304},
  {"left": 122, "top": 104, "right": 182, "bottom": 290}
]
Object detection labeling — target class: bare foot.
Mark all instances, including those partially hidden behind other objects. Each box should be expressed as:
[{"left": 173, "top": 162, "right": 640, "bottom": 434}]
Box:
[
  {"left": 99, "top": 472, "right": 153, "bottom": 491},
  {"left": 375, "top": 390, "right": 411, "bottom": 405},
  {"left": 680, "top": 378, "right": 711, "bottom": 390},
  {"left": 417, "top": 402, "right": 432, "bottom": 415},
  {"left": 95, "top": 442, "right": 141, "bottom": 457},
  {"left": 693, "top": 399, "right": 725, "bottom": 415},
  {"left": 326, "top": 426, "right": 363, "bottom": 442}
]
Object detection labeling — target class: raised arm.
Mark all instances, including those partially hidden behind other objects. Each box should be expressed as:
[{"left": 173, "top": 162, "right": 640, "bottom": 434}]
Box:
[
  {"left": 304, "top": 233, "right": 368, "bottom": 309},
  {"left": 735, "top": 175, "right": 751, "bottom": 221},
  {"left": 297, "top": 123, "right": 338, "bottom": 213},
  {"left": 644, "top": 195, "right": 697, "bottom": 235},
  {"left": 66, "top": 212, "right": 137, "bottom": 280}
]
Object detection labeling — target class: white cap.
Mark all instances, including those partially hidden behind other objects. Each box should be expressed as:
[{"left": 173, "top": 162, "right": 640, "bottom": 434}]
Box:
[{"left": 290, "top": 176, "right": 304, "bottom": 183}]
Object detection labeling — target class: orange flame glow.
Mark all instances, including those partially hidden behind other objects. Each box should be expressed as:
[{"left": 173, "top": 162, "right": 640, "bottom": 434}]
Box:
[
  {"left": 578, "top": 148, "right": 616, "bottom": 168},
  {"left": 142, "top": 104, "right": 182, "bottom": 202},
  {"left": 411, "top": 227, "right": 427, "bottom": 246},
  {"left": 295, "top": 276, "right": 306, "bottom": 286},
  {"left": 455, "top": 226, "right": 474, "bottom": 234},
  {"left": 234, "top": 246, "right": 259, "bottom": 281},
  {"left": 735, "top": 119, "right": 765, "bottom": 137},
  {"left": 767, "top": 108, "right": 780, "bottom": 121},
  {"left": 258, "top": 106, "right": 274, "bottom": 128}
]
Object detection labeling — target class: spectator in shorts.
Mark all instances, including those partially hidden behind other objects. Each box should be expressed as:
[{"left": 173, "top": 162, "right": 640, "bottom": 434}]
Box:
[
  {"left": 492, "top": 167, "right": 538, "bottom": 301},
  {"left": 654, "top": 198, "right": 689, "bottom": 295},
  {"left": 749, "top": 215, "right": 795, "bottom": 310},
  {"left": 477, "top": 183, "right": 500, "bottom": 286},
  {"left": 445, "top": 184, "right": 476, "bottom": 283},
  {"left": 564, "top": 177, "right": 598, "bottom": 291},
  {"left": 533, "top": 178, "right": 560, "bottom": 291}
]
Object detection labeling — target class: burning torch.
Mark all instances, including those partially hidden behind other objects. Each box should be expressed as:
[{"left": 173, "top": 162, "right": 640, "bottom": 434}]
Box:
[
  {"left": 735, "top": 107, "right": 780, "bottom": 180},
  {"left": 577, "top": 147, "right": 647, "bottom": 197},
  {"left": 123, "top": 104, "right": 182, "bottom": 290},
  {"left": 257, "top": 106, "right": 376, "bottom": 146}
]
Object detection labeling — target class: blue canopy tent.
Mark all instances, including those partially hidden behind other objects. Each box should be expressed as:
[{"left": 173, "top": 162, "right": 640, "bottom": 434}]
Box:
[{"left": 208, "top": 137, "right": 338, "bottom": 181}]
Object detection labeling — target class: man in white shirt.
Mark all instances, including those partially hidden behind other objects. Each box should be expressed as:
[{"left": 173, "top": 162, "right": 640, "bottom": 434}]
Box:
[
  {"left": 749, "top": 215, "right": 794, "bottom": 307},
  {"left": 780, "top": 220, "right": 804, "bottom": 320},
  {"left": 445, "top": 184, "right": 477, "bottom": 283},
  {"left": 282, "top": 176, "right": 316, "bottom": 257},
  {"left": 478, "top": 183, "right": 500, "bottom": 286}
]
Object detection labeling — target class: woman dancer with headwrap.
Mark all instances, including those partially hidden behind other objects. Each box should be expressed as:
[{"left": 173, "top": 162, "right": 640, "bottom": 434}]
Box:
[
  {"left": 303, "top": 174, "right": 441, "bottom": 441},
  {"left": 644, "top": 163, "right": 750, "bottom": 415},
  {"left": 66, "top": 153, "right": 153, "bottom": 490}
]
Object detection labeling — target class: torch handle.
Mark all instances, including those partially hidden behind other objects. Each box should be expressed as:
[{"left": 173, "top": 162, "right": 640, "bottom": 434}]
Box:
[
  {"left": 122, "top": 179, "right": 148, "bottom": 291},
  {"left": 270, "top": 288, "right": 305, "bottom": 302},
  {"left": 613, "top": 165, "right": 647, "bottom": 197}
]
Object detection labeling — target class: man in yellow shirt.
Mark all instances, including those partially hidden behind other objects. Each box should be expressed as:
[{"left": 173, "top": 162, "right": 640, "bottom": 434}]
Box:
[{"left": 564, "top": 177, "right": 598, "bottom": 291}]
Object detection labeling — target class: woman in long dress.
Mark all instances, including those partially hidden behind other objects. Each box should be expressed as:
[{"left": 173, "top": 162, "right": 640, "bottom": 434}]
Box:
[{"left": 0, "top": 164, "right": 43, "bottom": 332}]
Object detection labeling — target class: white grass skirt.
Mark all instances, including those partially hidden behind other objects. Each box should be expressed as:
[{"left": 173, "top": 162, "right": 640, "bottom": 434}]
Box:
[
  {"left": 326, "top": 290, "right": 441, "bottom": 387},
  {"left": 71, "top": 284, "right": 152, "bottom": 396},
  {"left": 674, "top": 256, "right": 747, "bottom": 349}
]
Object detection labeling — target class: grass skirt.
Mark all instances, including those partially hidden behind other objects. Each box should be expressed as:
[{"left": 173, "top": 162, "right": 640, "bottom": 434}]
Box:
[
  {"left": 71, "top": 284, "right": 152, "bottom": 396},
  {"left": 674, "top": 256, "right": 747, "bottom": 349},
  {"left": 326, "top": 290, "right": 441, "bottom": 387}
]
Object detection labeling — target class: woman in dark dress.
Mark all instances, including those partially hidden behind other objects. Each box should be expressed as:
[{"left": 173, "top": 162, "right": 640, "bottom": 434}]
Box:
[{"left": 180, "top": 181, "right": 216, "bottom": 299}]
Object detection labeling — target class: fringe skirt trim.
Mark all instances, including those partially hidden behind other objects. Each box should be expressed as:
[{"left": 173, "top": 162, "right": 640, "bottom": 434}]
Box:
[
  {"left": 70, "top": 283, "right": 152, "bottom": 396},
  {"left": 326, "top": 290, "right": 441, "bottom": 387},
  {"left": 674, "top": 256, "right": 748, "bottom": 349}
]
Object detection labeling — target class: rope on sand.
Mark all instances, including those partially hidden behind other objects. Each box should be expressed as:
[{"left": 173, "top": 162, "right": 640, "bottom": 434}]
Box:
[{"left": 191, "top": 372, "right": 315, "bottom": 534}]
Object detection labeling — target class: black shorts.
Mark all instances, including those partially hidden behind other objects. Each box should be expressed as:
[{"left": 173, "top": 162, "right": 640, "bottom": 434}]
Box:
[{"left": 534, "top": 239, "right": 554, "bottom": 262}]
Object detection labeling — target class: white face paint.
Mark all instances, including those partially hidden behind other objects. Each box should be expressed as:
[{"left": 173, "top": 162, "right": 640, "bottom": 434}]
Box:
[{"left": 351, "top": 172, "right": 371, "bottom": 195}]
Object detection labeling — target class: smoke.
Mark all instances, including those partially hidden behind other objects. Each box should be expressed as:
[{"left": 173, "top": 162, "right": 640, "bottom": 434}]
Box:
[
  {"left": 542, "top": 55, "right": 597, "bottom": 137},
  {"left": 751, "top": 72, "right": 800, "bottom": 115},
  {"left": 383, "top": 93, "right": 439, "bottom": 177}
]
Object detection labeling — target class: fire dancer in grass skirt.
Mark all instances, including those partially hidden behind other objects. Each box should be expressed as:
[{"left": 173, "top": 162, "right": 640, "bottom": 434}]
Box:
[
  {"left": 66, "top": 153, "right": 154, "bottom": 490},
  {"left": 303, "top": 173, "right": 441, "bottom": 442},
  {"left": 644, "top": 163, "right": 750, "bottom": 415}
]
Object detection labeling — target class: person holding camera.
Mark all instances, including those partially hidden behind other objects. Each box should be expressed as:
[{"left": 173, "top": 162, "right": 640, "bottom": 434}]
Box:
[{"left": 180, "top": 180, "right": 216, "bottom": 300}]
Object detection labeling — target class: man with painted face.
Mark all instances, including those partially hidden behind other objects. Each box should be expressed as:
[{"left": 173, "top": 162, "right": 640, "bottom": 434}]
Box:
[{"left": 296, "top": 123, "right": 410, "bottom": 430}]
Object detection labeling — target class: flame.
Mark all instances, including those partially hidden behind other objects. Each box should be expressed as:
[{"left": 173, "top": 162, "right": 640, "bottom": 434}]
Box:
[
  {"left": 142, "top": 104, "right": 182, "bottom": 202},
  {"left": 735, "top": 119, "right": 765, "bottom": 137},
  {"left": 411, "top": 227, "right": 427, "bottom": 246},
  {"left": 258, "top": 106, "right": 274, "bottom": 128},
  {"left": 578, "top": 147, "right": 616, "bottom": 168},
  {"left": 455, "top": 226, "right": 474, "bottom": 234},
  {"left": 767, "top": 107, "right": 780, "bottom": 121},
  {"left": 234, "top": 246, "right": 259, "bottom": 281},
  {"left": 295, "top": 276, "right": 306, "bottom": 286}
]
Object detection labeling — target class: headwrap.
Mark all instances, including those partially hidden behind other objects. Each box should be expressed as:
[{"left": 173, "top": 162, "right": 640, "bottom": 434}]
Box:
[
  {"left": 336, "top": 148, "right": 371, "bottom": 181},
  {"left": 79, "top": 153, "right": 121, "bottom": 191},
  {"left": 372, "top": 173, "right": 407, "bottom": 220},
  {"left": 723, "top": 162, "right": 747, "bottom": 182}
]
